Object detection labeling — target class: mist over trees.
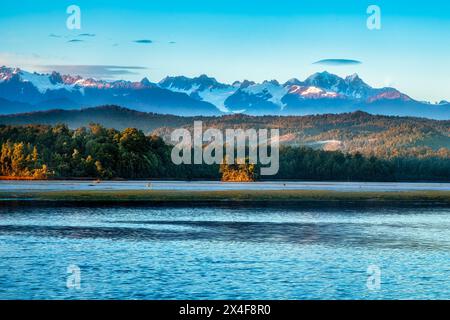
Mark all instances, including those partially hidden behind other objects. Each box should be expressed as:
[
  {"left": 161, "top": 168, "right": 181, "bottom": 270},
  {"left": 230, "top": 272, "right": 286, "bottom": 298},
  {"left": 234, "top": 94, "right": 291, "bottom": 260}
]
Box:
[{"left": 2, "top": 107, "right": 449, "bottom": 160}]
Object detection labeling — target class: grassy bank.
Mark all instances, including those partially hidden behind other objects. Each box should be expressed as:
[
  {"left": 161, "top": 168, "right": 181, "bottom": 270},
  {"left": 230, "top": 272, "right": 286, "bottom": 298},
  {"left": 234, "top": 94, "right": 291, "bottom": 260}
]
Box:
[{"left": 0, "top": 189, "right": 449, "bottom": 205}]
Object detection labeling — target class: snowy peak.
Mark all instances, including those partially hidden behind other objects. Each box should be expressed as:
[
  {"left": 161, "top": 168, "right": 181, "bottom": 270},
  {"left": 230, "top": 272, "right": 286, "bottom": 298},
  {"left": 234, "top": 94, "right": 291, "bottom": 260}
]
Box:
[
  {"left": 1, "top": 67, "right": 85, "bottom": 93},
  {"left": 240, "top": 81, "right": 289, "bottom": 106},
  {"left": 3, "top": 68, "right": 78, "bottom": 93},
  {"left": 263, "top": 79, "right": 280, "bottom": 86},
  {"left": 302, "top": 71, "right": 404, "bottom": 101},
  {"left": 288, "top": 85, "right": 342, "bottom": 99},
  {"left": 159, "top": 74, "right": 228, "bottom": 92},
  {"left": 0, "top": 66, "right": 22, "bottom": 82},
  {"left": 140, "top": 77, "right": 153, "bottom": 87},
  {"left": 345, "top": 73, "right": 360, "bottom": 82},
  {"left": 305, "top": 71, "right": 346, "bottom": 90},
  {"left": 283, "top": 78, "right": 303, "bottom": 87},
  {"left": 367, "top": 89, "right": 412, "bottom": 103},
  {"left": 345, "top": 74, "right": 370, "bottom": 90},
  {"left": 49, "top": 71, "right": 64, "bottom": 85},
  {"left": 0, "top": 66, "right": 157, "bottom": 93},
  {"left": 238, "top": 80, "right": 256, "bottom": 89},
  {"left": 158, "top": 75, "right": 235, "bottom": 112}
]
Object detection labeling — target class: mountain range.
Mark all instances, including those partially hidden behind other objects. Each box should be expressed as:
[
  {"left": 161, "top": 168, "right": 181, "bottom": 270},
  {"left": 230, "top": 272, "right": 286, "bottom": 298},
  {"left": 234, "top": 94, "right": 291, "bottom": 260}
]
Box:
[{"left": 0, "top": 66, "right": 448, "bottom": 119}]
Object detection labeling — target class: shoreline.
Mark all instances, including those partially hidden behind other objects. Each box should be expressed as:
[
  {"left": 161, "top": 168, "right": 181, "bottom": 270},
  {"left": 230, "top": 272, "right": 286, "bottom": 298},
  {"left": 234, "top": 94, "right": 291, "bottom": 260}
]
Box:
[
  {"left": 1, "top": 190, "right": 449, "bottom": 207},
  {"left": 2, "top": 177, "right": 450, "bottom": 183}
]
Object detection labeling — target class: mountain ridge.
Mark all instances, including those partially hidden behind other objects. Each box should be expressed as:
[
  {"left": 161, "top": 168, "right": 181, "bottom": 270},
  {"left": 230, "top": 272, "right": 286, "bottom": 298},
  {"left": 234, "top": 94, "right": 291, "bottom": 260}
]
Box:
[
  {"left": 0, "top": 66, "right": 448, "bottom": 119},
  {"left": 1, "top": 105, "right": 448, "bottom": 159}
]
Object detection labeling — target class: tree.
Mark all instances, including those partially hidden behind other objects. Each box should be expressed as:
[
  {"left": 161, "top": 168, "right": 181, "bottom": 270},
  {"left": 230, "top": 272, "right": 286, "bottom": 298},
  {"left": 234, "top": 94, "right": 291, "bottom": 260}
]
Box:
[{"left": 220, "top": 157, "right": 257, "bottom": 182}]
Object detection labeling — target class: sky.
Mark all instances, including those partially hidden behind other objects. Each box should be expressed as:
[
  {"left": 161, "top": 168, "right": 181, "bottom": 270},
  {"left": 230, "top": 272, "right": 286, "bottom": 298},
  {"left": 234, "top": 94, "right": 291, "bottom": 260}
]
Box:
[{"left": 0, "top": 0, "right": 449, "bottom": 102}]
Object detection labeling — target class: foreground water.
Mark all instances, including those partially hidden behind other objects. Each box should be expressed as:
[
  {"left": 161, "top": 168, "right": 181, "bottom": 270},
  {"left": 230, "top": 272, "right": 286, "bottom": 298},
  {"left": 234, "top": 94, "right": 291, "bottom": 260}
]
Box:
[{"left": 0, "top": 204, "right": 449, "bottom": 300}]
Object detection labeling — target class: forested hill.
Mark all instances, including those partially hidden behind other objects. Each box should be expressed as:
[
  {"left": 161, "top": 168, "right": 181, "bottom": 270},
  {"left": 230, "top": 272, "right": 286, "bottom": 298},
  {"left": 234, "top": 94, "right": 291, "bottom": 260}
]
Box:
[
  {"left": 0, "top": 106, "right": 191, "bottom": 133},
  {"left": 0, "top": 105, "right": 449, "bottom": 158},
  {"left": 1, "top": 123, "right": 449, "bottom": 181}
]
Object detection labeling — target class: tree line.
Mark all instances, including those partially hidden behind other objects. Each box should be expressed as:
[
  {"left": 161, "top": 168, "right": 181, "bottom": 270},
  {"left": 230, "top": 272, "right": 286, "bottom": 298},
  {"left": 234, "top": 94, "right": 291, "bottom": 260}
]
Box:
[{"left": 0, "top": 124, "right": 449, "bottom": 181}]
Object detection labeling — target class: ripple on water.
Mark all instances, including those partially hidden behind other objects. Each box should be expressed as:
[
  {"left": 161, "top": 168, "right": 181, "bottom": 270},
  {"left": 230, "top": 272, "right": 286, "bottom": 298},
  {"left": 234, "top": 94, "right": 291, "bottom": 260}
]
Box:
[{"left": 0, "top": 205, "right": 449, "bottom": 299}]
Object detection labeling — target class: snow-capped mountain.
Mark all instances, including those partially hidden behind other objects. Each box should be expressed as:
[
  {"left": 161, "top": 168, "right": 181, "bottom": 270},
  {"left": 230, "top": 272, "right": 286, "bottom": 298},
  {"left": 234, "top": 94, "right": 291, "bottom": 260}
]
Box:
[
  {"left": 157, "top": 70, "right": 423, "bottom": 115},
  {"left": 0, "top": 66, "right": 218, "bottom": 116},
  {"left": 158, "top": 74, "right": 237, "bottom": 112},
  {"left": 0, "top": 66, "right": 448, "bottom": 119}
]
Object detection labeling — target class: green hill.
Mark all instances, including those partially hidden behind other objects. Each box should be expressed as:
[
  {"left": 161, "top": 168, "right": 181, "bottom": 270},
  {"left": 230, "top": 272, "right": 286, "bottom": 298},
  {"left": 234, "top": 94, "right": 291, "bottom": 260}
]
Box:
[{"left": 0, "top": 106, "right": 448, "bottom": 158}]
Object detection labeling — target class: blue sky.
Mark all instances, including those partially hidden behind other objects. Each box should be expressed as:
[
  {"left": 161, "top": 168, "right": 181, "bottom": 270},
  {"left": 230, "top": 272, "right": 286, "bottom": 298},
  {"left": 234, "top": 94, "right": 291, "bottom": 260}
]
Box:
[{"left": 0, "top": 0, "right": 449, "bottom": 102}]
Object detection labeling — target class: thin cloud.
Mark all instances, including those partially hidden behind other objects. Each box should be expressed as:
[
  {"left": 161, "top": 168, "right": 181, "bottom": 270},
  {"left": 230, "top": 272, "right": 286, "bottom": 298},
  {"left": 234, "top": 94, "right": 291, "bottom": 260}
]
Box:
[
  {"left": 0, "top": 52, "right": 64, "bottom": 69},
  {"left": 37, "top": 65, "right": 148, "bottom": 79},
  {"left": 134, "top": 39, "right": 153, "bottom": 44},
  {"left": 313, "top": 59, "right": 362, "bottom": 66},
  {"left": 68, "top": 39, "right": 84, "bottom": 43},
  {"left": 49, "top": 34, "right": 62, "bottom": 38},
  {"left": 78, "top": 33, "right": 96, "bottom": 37},
  {"left": 169, "top": 41, "right": 176, "bottom": 44}
]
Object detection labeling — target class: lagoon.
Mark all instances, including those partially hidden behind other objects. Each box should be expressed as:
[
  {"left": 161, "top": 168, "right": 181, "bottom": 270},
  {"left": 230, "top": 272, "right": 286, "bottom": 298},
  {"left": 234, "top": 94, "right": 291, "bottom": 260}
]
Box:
[{"left": 0, "top": 204, "right": 449, "bottom": 299}]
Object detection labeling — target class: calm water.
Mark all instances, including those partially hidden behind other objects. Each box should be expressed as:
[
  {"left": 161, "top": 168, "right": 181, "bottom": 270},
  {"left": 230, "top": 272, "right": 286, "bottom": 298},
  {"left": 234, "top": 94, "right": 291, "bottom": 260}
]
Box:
[{"left": 0, "top": 204, "right": 449, "bottom": 300}]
